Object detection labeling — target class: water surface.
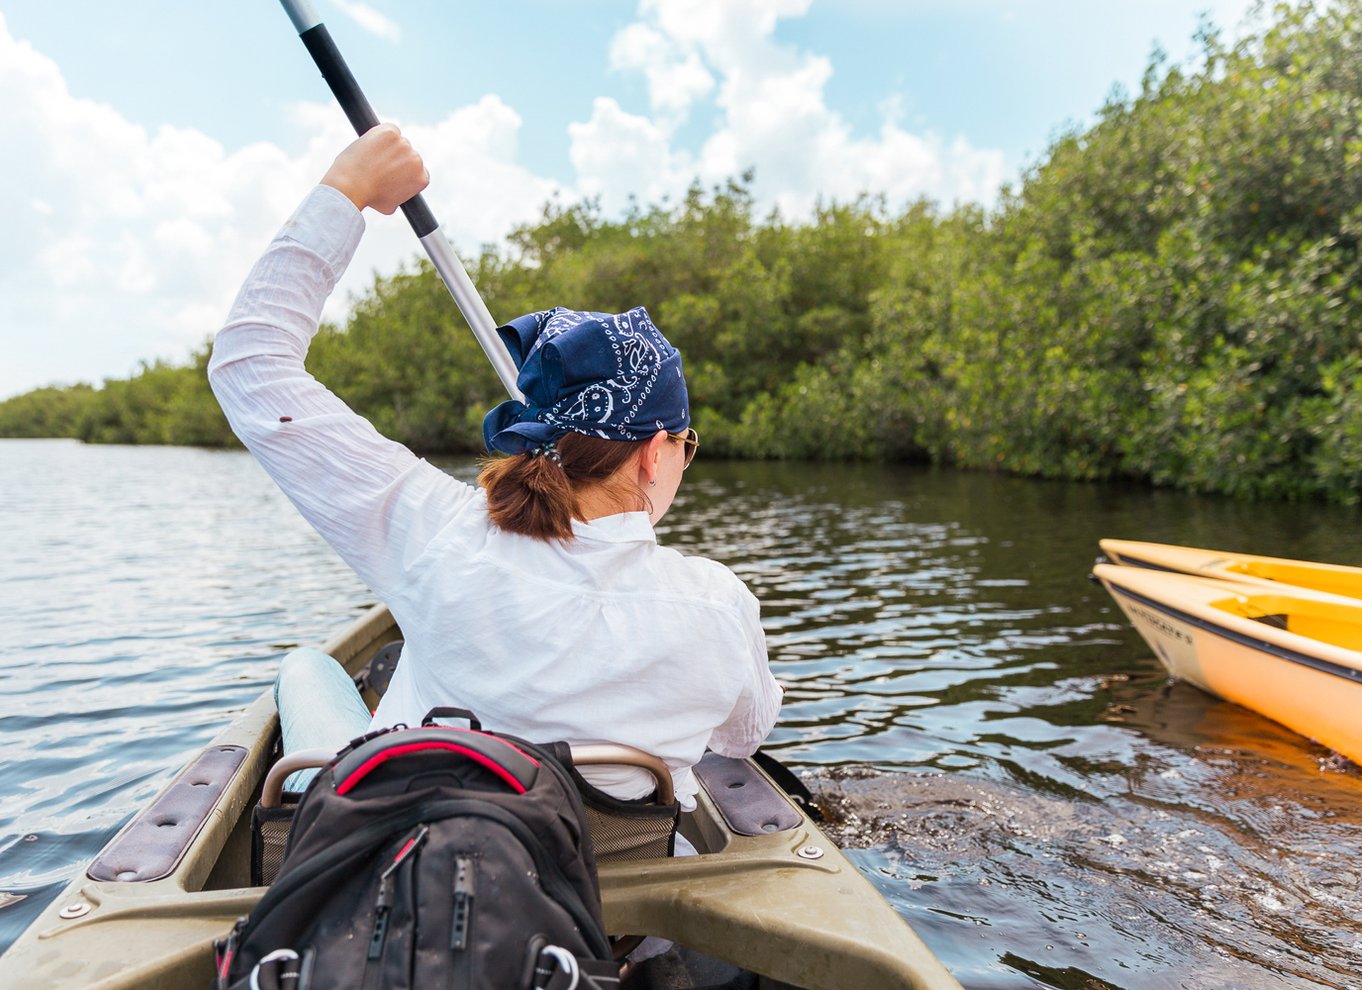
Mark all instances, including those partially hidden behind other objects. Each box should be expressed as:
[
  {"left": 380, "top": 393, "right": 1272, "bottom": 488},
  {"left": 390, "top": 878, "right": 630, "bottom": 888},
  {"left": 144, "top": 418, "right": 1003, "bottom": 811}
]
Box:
[{"left": 3, "top": 439, "right": 1361, "bottom": 988}]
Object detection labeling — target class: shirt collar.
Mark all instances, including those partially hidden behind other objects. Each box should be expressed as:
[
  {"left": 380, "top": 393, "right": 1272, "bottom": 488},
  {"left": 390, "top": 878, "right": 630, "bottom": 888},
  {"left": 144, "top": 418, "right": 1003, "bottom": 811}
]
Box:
[{"left": 571, "top": 511, "right": 658, "bottom": 545}]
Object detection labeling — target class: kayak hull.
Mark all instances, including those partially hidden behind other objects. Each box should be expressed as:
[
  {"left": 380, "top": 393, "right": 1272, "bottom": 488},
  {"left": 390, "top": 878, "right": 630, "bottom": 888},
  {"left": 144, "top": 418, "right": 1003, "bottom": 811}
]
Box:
[{"left": 1093, "top": 562, "right": 1362, "bottom": 764}]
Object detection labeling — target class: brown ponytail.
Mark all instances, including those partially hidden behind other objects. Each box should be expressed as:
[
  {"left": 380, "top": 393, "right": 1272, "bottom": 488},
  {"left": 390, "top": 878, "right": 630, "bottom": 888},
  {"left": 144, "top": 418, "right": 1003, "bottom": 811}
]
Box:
[{"left": 479, "top": 432, "right": 649, "bottom": 540}]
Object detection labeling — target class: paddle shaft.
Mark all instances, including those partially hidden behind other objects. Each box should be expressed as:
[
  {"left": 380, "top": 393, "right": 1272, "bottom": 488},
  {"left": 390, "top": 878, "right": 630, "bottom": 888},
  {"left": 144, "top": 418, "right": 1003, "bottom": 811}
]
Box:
[{"left": 278, "top": 0, "right": 524, "bottom": 403}]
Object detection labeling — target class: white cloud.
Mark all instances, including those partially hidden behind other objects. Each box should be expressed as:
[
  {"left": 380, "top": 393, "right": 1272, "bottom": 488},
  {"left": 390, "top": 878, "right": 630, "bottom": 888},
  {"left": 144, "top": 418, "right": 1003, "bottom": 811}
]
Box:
[
  {"left": 331, "top": 0, "right": 401, "bottom": 43},
  {"left": 569, "top": 98, "right": 693, "bottom": 213},
  {"left": 573, "top": 0, "right": 1006, "bottom": 218},
  {"left": 401, "top": 96, "right": 563, "bottom": 259},
  {"left": 609, "top": 23, "right": 715, "bottom": 122},
  {"left": 647, "top": 0, "right": 813, "bottom": 57},
  {"left": 0, "top": 12, "right": 556, "bottom": 399},
  {"left": 0, "top": 1, "right": 1012, "bottom": 399}
]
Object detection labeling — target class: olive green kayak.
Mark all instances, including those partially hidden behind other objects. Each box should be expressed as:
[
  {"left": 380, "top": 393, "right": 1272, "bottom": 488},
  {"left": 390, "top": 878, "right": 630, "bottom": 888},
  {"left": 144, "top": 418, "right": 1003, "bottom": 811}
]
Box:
[{"left": 0, "top": 604, "right": 962, "bottom": 990}]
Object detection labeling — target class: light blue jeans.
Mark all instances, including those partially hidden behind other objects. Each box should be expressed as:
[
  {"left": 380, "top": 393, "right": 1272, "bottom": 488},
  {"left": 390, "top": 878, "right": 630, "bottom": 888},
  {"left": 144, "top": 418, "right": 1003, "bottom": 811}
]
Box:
[{"left": 274, "top": 647, "right": 374, "bottom": 792}]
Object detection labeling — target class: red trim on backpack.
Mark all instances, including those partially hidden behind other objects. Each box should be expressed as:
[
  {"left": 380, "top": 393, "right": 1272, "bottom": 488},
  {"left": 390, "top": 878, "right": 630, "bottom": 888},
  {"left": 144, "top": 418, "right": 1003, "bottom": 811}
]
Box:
[
  {"left": 217, "top": 947, "right": 233, "bottom": 980},
  {"left": 335, "top": 739, "right": 539, "bottom": 796}
]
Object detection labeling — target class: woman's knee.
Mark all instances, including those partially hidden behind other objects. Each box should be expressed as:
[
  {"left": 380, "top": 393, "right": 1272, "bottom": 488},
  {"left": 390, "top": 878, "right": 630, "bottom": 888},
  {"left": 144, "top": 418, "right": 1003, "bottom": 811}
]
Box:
[{"left": 274, "top": 647, "right": 343, "bottom": 707}]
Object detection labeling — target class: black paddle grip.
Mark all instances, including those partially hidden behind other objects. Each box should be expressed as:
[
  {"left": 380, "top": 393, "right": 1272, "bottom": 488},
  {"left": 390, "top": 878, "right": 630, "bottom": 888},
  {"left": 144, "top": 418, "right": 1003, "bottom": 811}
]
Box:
[{"left": 298, "top": 23, "right": 439, "bottom": 238}]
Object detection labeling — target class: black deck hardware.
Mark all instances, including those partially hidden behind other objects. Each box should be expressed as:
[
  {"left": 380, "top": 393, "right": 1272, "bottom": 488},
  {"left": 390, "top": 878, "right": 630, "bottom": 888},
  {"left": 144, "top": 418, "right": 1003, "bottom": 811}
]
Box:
[{"left": 355, "top": 639, "right": 402, "bottom": 696}]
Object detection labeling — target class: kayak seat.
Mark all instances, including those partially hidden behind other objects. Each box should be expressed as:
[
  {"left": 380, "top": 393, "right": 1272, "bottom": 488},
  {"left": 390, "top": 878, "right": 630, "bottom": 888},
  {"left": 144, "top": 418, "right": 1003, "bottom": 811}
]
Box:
[
  {"left": 566, "top": 744, "right": 680, "bottom": 862},
  {"left": 251, "top": 741, "right": 678, "bottom": 885}
]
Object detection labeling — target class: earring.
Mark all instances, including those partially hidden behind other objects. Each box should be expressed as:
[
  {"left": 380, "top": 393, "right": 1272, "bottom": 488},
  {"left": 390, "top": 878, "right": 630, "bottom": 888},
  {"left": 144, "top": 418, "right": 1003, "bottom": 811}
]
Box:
[{"left": 648, "top": 480, "right": 656, "bottom": 488}]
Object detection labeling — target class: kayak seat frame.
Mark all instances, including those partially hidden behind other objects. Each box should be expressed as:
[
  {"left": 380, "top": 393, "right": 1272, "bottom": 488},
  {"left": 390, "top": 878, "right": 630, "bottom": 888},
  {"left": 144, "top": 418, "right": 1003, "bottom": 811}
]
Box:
[
  {"left": 251, "top": 740, "right": 679, "bottom": 886},
  {"left": 568, "top": 745, "right": 680, "bottom": 862}
]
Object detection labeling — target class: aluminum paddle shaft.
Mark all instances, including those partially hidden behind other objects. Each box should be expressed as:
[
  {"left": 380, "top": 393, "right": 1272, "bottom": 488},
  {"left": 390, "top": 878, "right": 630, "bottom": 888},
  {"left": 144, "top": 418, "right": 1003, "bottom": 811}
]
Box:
[{"left": 279, "top": 0, "right": 524, "bottom": 403}]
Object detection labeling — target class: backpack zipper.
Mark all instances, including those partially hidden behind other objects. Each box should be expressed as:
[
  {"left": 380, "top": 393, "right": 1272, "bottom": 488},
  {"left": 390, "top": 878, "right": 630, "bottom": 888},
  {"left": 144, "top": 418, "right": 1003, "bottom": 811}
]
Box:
[
  {"left": 450, "top": 855, "right": 476, "bottom": 950},
  {"left": 247, "top": 803, "right": 455, "bottom": 936},
  {"left": 367, "top": 824, "right": 428, "bottom": 960}
]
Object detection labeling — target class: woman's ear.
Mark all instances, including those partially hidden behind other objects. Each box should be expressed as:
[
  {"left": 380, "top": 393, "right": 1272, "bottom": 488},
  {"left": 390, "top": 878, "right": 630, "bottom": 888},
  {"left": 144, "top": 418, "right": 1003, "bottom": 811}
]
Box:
[{"left": 638, "top": 431, "right": 669, "bottom": 487}]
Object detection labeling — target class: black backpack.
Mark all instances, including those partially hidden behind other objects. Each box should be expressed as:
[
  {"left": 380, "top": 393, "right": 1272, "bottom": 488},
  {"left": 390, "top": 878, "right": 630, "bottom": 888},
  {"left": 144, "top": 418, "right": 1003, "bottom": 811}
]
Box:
[{"left": 214, "top": 711, "right": 619, "bottom": 990}]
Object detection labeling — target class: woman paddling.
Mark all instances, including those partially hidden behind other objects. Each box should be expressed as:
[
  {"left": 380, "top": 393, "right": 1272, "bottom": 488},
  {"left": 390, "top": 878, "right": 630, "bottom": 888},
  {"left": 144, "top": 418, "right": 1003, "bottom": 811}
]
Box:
[{"left": 208, "top": 124, "right": 782, "bottom": 812}]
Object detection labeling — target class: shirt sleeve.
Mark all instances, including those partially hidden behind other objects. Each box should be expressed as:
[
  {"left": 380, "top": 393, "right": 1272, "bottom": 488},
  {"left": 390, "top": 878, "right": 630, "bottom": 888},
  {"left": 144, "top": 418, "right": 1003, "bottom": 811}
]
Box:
[
  {"left": 207, "top": 184, "right": 477, "bottom": 600},
  {"left": 707, "top": 582, "right": 783, "bottom": 758}
]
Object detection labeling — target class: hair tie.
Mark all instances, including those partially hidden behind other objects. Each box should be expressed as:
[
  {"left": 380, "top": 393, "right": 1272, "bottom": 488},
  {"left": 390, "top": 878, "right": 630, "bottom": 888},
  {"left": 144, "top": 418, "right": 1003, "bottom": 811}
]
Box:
[{"left": 528, "top": 441, "right": 563, "bottom": 465}]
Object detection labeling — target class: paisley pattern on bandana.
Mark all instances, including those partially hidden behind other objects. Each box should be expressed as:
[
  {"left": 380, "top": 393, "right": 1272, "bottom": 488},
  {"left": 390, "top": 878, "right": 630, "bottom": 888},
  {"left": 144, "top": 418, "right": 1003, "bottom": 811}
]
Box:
[{"left": 482, "top": 306, "right": 690, "bottom": 455}]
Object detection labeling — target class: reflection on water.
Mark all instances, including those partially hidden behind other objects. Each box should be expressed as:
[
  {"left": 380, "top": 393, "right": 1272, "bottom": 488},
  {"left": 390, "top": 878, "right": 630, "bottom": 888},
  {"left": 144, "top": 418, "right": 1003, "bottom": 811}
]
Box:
[
  {"left": 671, "top": 460, "right": 1362, "bottom": 989},
  {"left": 3, "top": 441, "right": 1362, "bottom": 987},
  {"left": 0, "top": 440, "right": 396, "bottom": 948}
]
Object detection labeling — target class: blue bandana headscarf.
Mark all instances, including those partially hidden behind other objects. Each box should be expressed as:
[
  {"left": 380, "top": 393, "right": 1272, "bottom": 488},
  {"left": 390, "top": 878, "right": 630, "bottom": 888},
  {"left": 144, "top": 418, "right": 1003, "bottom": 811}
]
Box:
[{"left": 482, "top": 306, "right": 690, "bottom": 455}]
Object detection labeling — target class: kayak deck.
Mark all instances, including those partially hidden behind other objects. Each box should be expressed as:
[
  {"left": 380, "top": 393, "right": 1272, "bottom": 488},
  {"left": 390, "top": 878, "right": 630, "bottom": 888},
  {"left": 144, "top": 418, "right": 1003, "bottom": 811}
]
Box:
[
  {"left": 1212, "top": 592, "right": 1362, "bottom": 653},
  {"left": 1100, "top": 538, "right": 1362, "bottom": 600},
  {"left": 1, "top": 605, "right": 961, "bottom": 990}
]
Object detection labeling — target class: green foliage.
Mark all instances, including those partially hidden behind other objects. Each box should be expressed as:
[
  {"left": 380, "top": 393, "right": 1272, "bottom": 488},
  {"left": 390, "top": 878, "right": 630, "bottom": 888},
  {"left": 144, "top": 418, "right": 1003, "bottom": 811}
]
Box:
[
  {"left": 7, "top": 1, "right": 1362, "bottom": 501},
  {"left": 306, "top": 263, "right": 505, "bottom": 452},
  {"left": 0, "top": 383, "right": 97, "bottom": 437},
  {"left": 74, "top": 346, "right": 237, "bottom": 446}
]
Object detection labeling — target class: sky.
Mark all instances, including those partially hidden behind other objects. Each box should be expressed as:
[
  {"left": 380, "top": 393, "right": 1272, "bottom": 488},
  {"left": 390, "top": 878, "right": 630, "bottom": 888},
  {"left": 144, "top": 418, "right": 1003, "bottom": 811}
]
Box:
[{"left": 0, "top": 0, "right": 1266, "bottom": 401}]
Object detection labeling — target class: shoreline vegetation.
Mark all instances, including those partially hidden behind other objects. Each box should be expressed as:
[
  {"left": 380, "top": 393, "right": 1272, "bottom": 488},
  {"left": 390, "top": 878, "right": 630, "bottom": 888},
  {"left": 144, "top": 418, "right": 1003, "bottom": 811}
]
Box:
[{"left": 5, "top": 3, "right": 1361, "bottom": 502}]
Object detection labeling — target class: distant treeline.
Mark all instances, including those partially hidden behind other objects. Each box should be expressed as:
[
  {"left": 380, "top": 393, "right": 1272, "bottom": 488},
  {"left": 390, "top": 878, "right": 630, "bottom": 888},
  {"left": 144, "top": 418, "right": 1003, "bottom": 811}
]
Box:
[{"left": 5, "top": 2, "right": 1361, "bottom": 502}]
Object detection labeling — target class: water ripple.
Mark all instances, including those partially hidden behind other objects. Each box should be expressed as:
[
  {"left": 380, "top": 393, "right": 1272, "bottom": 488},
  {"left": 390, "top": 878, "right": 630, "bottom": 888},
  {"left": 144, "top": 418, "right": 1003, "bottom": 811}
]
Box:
[{"left": 5, "top": 444, "right": 1362, "bottom": 988}]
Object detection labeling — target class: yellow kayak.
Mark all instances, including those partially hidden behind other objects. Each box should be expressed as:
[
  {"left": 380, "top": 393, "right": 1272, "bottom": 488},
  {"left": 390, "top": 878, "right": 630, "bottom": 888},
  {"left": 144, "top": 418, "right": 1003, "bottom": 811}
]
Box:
[
  {"left": 1092, "top": 561, "right": 1362, "bottom": 764},
  {"left": 1099, "top": 539, "right": 1362, "bottom": 600}
]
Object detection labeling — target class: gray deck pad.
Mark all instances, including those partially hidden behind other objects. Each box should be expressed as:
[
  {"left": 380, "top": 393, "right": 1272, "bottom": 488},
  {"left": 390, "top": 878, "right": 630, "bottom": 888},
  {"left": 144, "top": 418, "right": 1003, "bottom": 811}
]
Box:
[
  {"left": 88, "top": 745, "right": 247, "bottom": 882},
  {"left": 695, "top": 753, "right": 801, "bottom": 836}
]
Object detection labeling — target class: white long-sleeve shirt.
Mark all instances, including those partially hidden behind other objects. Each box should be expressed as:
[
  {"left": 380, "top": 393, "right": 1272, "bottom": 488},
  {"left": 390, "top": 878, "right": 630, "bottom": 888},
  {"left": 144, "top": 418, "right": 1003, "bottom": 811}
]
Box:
[{"left": 208, "top": 185, "right": 782, "bottom": 809}]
